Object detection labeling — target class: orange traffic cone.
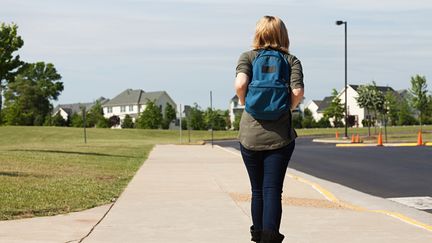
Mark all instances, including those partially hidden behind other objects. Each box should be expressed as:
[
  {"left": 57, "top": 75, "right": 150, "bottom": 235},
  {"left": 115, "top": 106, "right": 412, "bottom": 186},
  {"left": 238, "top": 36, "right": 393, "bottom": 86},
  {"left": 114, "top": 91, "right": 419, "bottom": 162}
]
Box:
[
  {"left": 335, "top": 131, "right": 339, "bottom": 139},
  {"left": 377, "top": 132, "right": 383, "bottom": 146},
  {"left": 355, "top": 134, "right": 360, "bottom": 143},
  {"left": 417, "top": 130, "right": 423, "bottom": 146},
  {"left": 351, "top": 134, "right": 355, "bottom": 143}
]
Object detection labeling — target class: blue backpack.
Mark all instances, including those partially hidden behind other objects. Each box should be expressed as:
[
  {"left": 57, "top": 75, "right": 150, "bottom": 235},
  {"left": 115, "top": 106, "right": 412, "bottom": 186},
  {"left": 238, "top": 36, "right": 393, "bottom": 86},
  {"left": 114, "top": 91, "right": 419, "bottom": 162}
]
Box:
[{"left": 245, "top": 49, "right": 291, "bottom": 120}]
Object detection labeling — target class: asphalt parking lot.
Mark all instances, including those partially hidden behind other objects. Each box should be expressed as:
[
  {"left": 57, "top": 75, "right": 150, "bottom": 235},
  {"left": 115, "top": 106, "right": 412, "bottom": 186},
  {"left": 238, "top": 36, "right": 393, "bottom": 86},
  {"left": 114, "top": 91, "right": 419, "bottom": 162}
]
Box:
[{"left": 213, "top": 137, "right": 432, "bottom": 214}]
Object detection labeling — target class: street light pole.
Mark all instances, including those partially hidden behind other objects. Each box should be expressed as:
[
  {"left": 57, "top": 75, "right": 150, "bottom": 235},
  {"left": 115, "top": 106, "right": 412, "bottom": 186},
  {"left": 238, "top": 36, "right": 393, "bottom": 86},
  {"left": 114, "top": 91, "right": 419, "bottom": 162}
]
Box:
[
  {"left": 210, "top": 91, "right": 214, "bottom": 148},
  {"left": 336, "top": 20, "right": 348, "bottom": 138}
]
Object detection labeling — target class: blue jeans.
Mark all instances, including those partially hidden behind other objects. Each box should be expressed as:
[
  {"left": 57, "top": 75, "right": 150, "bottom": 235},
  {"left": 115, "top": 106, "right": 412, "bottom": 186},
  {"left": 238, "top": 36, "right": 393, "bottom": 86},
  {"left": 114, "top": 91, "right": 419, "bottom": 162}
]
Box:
[{"left": 240, "top": 141, "right": 295, "bottom": 232}]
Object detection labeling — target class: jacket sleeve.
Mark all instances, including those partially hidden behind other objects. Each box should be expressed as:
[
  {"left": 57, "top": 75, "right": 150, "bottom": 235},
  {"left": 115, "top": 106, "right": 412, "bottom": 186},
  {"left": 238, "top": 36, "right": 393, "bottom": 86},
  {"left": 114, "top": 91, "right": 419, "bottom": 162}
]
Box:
[
  {"left": 287, "top": 55, "right": 304, "bottom": 90},
  {"left": 236, "top": 51, "right": 253, "bottom": 78}
]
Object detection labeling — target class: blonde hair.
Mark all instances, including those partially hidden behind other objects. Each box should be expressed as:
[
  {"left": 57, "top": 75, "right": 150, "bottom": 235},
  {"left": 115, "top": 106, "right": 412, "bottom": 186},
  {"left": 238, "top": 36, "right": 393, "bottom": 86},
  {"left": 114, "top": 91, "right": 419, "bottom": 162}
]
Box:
[{"left": 252, "top": 16, "right": 289, "bottom": 54}]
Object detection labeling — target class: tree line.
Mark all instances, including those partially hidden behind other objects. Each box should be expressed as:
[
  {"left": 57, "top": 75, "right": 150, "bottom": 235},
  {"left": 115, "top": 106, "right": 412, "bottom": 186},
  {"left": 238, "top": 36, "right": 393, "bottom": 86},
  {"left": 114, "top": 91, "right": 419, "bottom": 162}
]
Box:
[
  {"left": 294, "top": 75, "right": 431, "bottom": 131},
  {"left": 0, "top": 23, "right": 63, "bottom": 126},
  {"left": 45, "top": 100, "right": 233, "bottom": 131}
]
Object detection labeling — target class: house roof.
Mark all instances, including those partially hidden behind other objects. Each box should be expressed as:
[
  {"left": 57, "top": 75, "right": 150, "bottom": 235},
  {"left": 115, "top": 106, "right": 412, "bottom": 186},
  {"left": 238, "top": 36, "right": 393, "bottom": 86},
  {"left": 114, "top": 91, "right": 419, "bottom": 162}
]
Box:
[
  {"left": 139, "top": 91, "right": 166, "bottom": 105},
  {"left": 103, "top": 89, "right": 144, "bottom": 106},
  {"left": 349, "top": 84, "right": 395, "bottom": 94},
  {"left": 231, "top": 95, "right": 238, "bottom": 101},
  {"left": 397, "top": 89, "right": 410, "bottom": 99},
  {"left": 316, "top": 96, "right": 333, "bottom": 112},
  {"left": 53, "top": 103, "right": 90, "bottom": 116},
  {"left": 53, "top": 97, "right": 109, "bottom": 116},
  {"left": 311, "top": 100, "right": 323, "bottom": 107},
  {"left": 102, "top": 89, "right": 176, "bottom": 107}
]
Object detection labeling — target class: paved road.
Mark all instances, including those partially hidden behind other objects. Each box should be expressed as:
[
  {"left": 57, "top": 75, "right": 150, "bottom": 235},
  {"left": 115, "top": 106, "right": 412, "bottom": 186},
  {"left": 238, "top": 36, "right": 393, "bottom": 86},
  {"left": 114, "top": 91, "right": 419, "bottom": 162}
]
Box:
[{"left": 213, "top": 137, "right": 432, "bottom": 214}]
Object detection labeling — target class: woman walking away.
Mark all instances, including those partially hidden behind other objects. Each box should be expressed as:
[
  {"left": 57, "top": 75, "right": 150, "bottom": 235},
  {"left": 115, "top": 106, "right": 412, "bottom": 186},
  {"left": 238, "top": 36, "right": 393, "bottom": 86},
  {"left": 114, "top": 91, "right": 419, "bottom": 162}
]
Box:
[{"left": 234, "top": 16, "right": 304, "bottom": 243}]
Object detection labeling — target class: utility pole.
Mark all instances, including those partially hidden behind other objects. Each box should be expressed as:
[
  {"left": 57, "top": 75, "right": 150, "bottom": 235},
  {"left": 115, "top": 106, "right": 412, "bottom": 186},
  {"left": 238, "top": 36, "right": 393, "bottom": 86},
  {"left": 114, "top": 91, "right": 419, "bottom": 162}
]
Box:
[
  {"left": 82, "top": 106, "right": 87, "bottom": 144},
  {"left": 179, "top": 104, "right": 182, "bottom": 144},
  {"left": 210, "top": 91, "right": 214, "bottom": 148},
  {"left": 336, "top": 20, "right": 348, "bottom": 138}
]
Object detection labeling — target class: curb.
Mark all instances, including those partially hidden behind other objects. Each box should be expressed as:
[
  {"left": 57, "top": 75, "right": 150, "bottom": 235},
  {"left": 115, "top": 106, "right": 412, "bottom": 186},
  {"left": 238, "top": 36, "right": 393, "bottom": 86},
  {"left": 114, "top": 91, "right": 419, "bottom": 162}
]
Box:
[{"left": 336, "top": 143, "right": 432, "bottom": 147}]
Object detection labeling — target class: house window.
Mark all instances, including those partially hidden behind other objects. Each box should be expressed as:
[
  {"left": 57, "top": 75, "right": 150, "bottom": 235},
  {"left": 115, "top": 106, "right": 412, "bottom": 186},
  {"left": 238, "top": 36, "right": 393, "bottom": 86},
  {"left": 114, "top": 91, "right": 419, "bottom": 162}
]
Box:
[
  {"left": 121, "top": 106, "right": 126, "bottom": 112},
  {"left": 107, "top": 107, "right": 113, "bottom": 113},
  {"left": 129, "top": 105, "right": 134, "bottom": 112}
]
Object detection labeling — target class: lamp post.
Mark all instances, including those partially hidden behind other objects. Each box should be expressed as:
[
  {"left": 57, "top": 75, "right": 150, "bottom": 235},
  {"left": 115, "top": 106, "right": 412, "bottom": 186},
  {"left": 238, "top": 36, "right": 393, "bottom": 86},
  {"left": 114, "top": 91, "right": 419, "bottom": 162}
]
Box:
[{"left": 336, "top": 20, "right": 348, "bottom": 138}]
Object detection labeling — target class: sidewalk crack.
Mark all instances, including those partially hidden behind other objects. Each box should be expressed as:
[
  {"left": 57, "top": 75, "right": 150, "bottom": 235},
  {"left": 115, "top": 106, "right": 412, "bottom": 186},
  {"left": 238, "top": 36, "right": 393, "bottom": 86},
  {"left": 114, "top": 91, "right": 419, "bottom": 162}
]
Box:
[{"left": 75, "top": 200, "right": 117, "bottom": 243}]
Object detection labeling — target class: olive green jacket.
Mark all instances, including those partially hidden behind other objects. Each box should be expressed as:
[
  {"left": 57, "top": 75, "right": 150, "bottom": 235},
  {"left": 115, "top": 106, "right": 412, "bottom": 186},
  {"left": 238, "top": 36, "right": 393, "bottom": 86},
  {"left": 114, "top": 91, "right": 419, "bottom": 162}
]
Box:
[{"left": 236, "top": 49, "right": 304, "bottom": 151}]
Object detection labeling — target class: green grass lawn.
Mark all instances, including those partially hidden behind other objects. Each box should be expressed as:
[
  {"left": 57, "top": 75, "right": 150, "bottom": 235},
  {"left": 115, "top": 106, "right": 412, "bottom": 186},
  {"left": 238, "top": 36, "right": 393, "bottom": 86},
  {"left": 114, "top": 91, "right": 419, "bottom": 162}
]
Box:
[
  {"left": 0, "top": 126, "right": 237, "bottom": 220},
  {"left": 0, "top": 125, "right": 430, "bottom": 220}
]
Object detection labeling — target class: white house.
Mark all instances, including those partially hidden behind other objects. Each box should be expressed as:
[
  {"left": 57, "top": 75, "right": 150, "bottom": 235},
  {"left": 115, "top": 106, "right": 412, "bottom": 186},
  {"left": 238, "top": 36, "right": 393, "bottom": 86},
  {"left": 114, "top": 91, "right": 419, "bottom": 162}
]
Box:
[
  {"left": 309, "top": 84, "right": 398, "bottom": 127},
  {"left": 53, "top": 97, "right": 109, "bottom": 121},
  {"left": 228, "top": 95, "right": 245, "bottom": 127},
  {"left": 337, "top": 84, "right": 398, "bottom": 127},
  {"left": 304, "top": 96, "right": 333, "bottom": 122},
  {"left": 102, "top": 89, "right": 177, "bottom": 125}
]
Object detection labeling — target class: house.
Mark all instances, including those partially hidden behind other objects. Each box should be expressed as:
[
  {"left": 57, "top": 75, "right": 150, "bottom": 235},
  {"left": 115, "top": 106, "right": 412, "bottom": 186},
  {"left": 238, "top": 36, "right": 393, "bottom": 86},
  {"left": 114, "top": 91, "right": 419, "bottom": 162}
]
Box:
[
  {"left": 228, "top": 95, "right": 303, "bottom": 129},
  {"left": 102, "top": 89, "right": 176, "bottom": 124},
  {"left": 53, "top": 97, "right": 109, "bottom": 121},
  {"left": 228, "top": 95, "right": 244, "bottom": 128},
  {"left": 325, "top": 84, "right": 398, "bottom": 127},
  {"left": 305, "top": 96, "right": 333, "bottom": 122}
]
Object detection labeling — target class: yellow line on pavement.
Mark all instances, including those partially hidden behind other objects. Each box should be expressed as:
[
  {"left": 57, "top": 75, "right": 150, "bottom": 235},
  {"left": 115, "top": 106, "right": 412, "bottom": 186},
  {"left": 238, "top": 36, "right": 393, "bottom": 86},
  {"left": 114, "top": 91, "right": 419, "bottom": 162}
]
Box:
[
  {"left": 288, "top": 175, "right": 432, "bottom": 232},
  {"left": 371, "top": 210, "right": 432, "bottom": 232},
  {"left": 215, "top": 145, "right": 432, "bottom": 233},
  {"left": 287, "top": 175, "right": 340, "bottom": 203}
]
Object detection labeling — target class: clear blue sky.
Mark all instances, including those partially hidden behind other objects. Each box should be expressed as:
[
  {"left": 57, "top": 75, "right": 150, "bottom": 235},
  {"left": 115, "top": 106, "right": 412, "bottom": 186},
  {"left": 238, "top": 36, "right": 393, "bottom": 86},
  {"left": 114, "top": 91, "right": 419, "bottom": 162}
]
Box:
[{"left": 2, "top": 0, "right": 431, "bottom": 109}]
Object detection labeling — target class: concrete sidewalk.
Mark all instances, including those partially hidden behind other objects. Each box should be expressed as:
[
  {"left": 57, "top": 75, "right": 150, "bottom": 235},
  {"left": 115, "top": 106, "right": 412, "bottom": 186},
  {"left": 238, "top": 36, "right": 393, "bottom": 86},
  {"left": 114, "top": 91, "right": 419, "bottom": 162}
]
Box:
[
  {"left": 1, "top": 144, "right": 431, "bottom": 242},
  {"left": 83, "top": 144, "right": 432, "bottom": 243}
]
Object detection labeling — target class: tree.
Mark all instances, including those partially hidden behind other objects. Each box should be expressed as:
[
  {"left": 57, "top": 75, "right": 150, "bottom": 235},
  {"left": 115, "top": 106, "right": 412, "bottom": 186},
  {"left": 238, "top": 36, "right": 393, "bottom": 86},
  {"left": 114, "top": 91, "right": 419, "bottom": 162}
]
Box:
[
  {"left": 301, "top": 108, "right": 315, "bottom": 128},
  {"left": 96, "top": 117, "right": 109, "bottom": 128},
  {"left": 162, "top": 103, "right": 176, "bottom": 129},
  {"left": 136, "top": 99, "right": 162, "bottom": 129},
  {"left": 409, "top": 75, "right": 428, "bottom": 127},
  {"left": 51, "top": 113, "right": 66, "bottom": 126},
  {"left": 316, "top": 117, "right": 331, "bottom": 128},
  {"left": 70, "top": 113, "right": 84, "bottom": 127},
  {"left": 213, "top": 110, "right": 228, "bottom": 130},
  {"left": 203, "top": 108, "right": 227, "bottom": 130},
  {"left": 356, "top": 84, "right": 375, "bottom": 132},
  {"left": 0, "top": 23, "right": 24, "bottom": 123},
  {"left": 424, "top": 95, "right": 432, "bottom": 124},
  {"left": 2, "top": 62, "right": 63, "bottom": 125},
  {"left": 397, "top": 98, "right": 417, "bottom": 125},
  {"left": 87, "top": 101, "right": 107, "bottom": 128},
  {"left": 122, "top": 114, "right": 134, "bottom": 128},
  {"left": 108, "top": 115, "right": 120, "bottom": 128},
  {"left": 233, "top": 113, "right": 242, "bottom": 130},
  {"left": 188, "top": 103, "right": 205, "bottom": 130},
  {"left": 224, "top": 110, "right": 231, "bottom": 129},
  {"left": 292, "top": 113, "right": 303, "bottom": 129},
  {"left": 323, "top": 89, "right": 344, "bottom": 128},
  {"left": 181, "top": 117, "right": 188, "bottom": 130},
  {"left": 385, "top": 92, "right": 400, "bottom": 126},
  {"left": 356, "top": 82, "right": 385, "bottom": 135}
]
